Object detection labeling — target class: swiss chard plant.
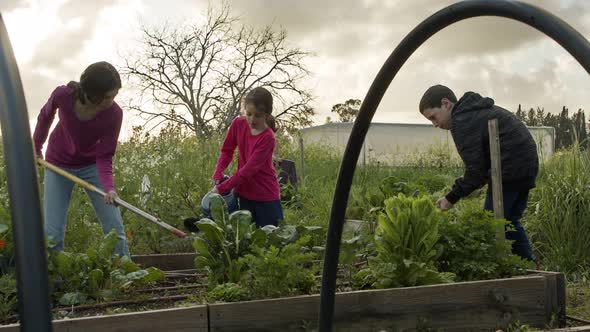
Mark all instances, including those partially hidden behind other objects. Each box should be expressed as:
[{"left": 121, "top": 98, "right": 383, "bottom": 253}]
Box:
[
  {"left": 193, "top": 194, "right": 321, "bottom": 287},
  {"left": 47, "top": 230, "right": 165, "bottom": 306},
  {"left": 193, "top": 194, "right": 267, "bottom": 286},
  {"left": 356, "top": 194, "right": 454, "bottom": 288}
]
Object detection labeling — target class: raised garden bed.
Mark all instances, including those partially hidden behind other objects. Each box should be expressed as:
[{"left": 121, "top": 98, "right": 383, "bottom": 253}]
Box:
[{"left": 0, "top": 253, "right": 566, "bottom": 331}]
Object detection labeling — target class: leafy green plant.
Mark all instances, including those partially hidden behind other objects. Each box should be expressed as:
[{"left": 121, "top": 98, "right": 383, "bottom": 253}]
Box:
[
  {"left": 0, "top": 205, "right": 15, "bottom": 275},
  {"left": 193, "top": 194, "right": 322, "bottom": 287},
  {"left": 47, "top": 230, "right": 165, "bottom": 305},
  {"left": 436, "top": 200, "right": 532, "bottom": 281},
  {"left": 193, "top": 195, "right": 266, "bottom": 286},
  {"left": 524, "top": 146, "right": 590, "bottom": 273},
  {"left": 0, "top": 273, "right": 17, "bottom": 321},
  {"left": 280, "top": 183, "right": 303, "bottom": 209},
  {"left": 380, "top": 176, "right": 425, "bottom": 198},
  {"left": 261, "top": 224, "right": 322, "bottom": 249},
  {"left": 206, "top": 282, "right": 250, "bottom": 303},
  {"left": 356, "top": 194, "right": 454, "bottom": 288},
  {"left": 414, "top": 173, "right": 454, "bottom": 194},
  {"left": 239, "top": 236, "right": 316, "bottom": 299}
]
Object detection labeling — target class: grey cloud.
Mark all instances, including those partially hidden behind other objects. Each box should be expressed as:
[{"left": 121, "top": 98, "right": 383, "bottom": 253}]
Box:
[
  {"left": 0, "top": 0, "right": 28, "bottom": 13},
  {"left": 231, "top": 0, "right": 589, "bottom": 60},
  {"left": 30, "top": 0, "right": 119, "bottom": 68},
  {"left": 23, "top": 0, "right": 120, "bottom": 119},
  {"left": 377, "top": 55, "right": 580, "bottom": 118},
  {"left": 230, "top": 0, "right": 589, "bottom": 122},
  {"left": 20, "top": 69, "right": 66, "bottom": 117},
  {"left": 57, "top": 0, "right": 118, "bottom": 21}
]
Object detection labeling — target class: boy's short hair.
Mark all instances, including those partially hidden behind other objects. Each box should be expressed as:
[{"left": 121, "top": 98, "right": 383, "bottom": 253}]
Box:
[{"left": 419, "top": 85, "right": 457, "bottom": 113}]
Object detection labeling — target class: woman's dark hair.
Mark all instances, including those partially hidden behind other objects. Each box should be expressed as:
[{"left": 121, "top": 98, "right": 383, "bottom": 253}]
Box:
[
  {"left": 243, "top": 87, "right": 277, "bottom": 132},
  {"left": 68, "top": 61, "right": 121, "bottom": 105}
]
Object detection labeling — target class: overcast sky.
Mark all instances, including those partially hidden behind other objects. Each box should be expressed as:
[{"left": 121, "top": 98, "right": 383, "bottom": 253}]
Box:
[{"left": 1, "top": 0, "right": 589, "bottom": 139}]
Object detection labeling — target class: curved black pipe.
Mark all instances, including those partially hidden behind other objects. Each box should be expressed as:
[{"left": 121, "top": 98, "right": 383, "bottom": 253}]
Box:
[
  {"left": 0, "top": 15, "right": 52, "bottom": 332},
  {"left": 319, "top": 0, "right": 590, "bottom": 330}
]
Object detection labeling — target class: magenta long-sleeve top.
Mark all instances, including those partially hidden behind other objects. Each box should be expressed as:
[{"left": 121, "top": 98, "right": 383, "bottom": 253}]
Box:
[
  {"left": 33, "top": 85, "right": 122, "bottom": 192},
  {"left": 214, "top": 116, "right": 280, "bottom": 201}
]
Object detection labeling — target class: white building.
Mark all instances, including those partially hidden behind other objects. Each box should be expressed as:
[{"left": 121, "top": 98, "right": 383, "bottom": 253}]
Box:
[{"left": 299, "top": 122, "right": 555, "bottom": 166}]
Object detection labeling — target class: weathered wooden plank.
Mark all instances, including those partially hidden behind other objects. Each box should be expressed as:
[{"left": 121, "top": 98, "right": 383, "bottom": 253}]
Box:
[
  {"left": 488, "top": 118, "right": 505, "bottom": 240},
  {"left": 0, "top": 274, "right": 560, "bottom": 331},
  {"left": 209, "top": 275, "right": 549, "bottom": 331},
  {"left": 527, "top": 270, "right": 567, "bottom": 327},
  {"left": 132, "top": 253, "right": 196, "bottom": 271},
  {"left": 0, "top": 305, "right": 207, "bottom": 332}
]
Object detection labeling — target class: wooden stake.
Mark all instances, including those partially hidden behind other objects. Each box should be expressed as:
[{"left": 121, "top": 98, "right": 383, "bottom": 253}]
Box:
[{"left": 488, "top": 119, "right": 505, "bottom": 240}]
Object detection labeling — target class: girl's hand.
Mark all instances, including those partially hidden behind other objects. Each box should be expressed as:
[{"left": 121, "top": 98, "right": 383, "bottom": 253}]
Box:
[
  {"left": 104, "top": 191, "right": 119, "bottom": 206},
  {"left": 211, "top": 186, "right": 219, "bottom": 194}
]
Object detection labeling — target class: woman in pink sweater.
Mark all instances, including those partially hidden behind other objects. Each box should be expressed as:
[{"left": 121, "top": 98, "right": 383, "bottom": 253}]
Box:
[
  {"left": 212, "top": 87, "right": 283, "bottom": 227},
  {"left": 33, "top": 61, "right": 129, "bottom": 257}
]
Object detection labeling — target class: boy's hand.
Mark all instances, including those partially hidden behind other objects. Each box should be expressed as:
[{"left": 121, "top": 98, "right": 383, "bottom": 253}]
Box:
[{"left": 436, "top": 197, "right": 453, "bottom": 210}]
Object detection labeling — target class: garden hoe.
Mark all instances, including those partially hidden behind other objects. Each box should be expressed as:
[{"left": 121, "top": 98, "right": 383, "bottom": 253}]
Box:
[{"left": 37, "top": 158, "right": 187, "bottom": 238}]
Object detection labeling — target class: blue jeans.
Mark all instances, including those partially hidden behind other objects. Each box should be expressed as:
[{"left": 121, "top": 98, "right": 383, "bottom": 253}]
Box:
[
  {"left": 43, "top": 164, "right": 130, "bottom": 257},
  {"left": 484, "top": 187, "right": 535, "bottom": 262},
  {"left": 239, "top": 196, "right": 284, "bottom": 228}
]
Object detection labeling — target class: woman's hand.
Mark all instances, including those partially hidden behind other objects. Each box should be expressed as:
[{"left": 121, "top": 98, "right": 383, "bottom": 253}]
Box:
[
  {"left": 104, "top": 190, "right": 119, "bottom": 206},
  {"left": 35, "top": 150, "right": 44, "bottom": 160}
]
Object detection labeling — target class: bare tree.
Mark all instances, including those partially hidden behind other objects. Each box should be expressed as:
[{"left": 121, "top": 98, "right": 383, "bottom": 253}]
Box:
[{"left": 121, "top": 3, "right": 314, "bottom": 137}]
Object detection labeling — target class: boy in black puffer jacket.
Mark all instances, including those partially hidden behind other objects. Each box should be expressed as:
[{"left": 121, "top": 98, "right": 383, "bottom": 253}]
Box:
[{"left": 419, "top": 84, "right": 538, "bottom": 262}]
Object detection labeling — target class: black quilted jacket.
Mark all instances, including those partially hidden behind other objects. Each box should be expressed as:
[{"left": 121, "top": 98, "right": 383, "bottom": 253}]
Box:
[{"left": 445, "top": 92, "right": 539, "bottom": 204}]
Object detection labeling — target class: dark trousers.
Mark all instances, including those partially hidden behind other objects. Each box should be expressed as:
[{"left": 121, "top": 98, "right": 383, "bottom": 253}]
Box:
[
  {"left": 484, "top": 187, "right": 535, "bottom": 262},
  {"left": 239, "top": 196, "right": 284, "bottom": 228}
]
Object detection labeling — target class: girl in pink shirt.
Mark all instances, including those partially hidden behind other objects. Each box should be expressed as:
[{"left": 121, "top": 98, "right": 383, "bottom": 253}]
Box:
[
  {"left": 33, "top": 62, "right": 129, "bottom": 257},
  {"left": 212, "top": 87, "right": 283, "bottom": 227}
]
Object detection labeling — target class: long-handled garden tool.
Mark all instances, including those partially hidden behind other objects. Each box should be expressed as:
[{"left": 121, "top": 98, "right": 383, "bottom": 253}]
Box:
[{"left": 37, "top": 158, "right": 187, "bottom": 238}]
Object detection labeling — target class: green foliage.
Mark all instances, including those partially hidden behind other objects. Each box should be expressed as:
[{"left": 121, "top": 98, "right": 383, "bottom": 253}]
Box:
[
  {"left": 524, "top": 147, "right": 590, "bottom": 273},
  {"left": 0, "top": 206, "right": 14, "bottom": 275},
  {"left": 194, "top": 194, "right": 322, "bottom": 287},
  {"left": 436, "top": 200, "right": 533, "bottom": 281},
  {"left": 192, "top": 198, "right": 263, "bottom": 286},
  {"left": 239, "top": 236, "right": 316, "bottom": 299},
  {"left": 63, "top": 187, "right": 104, "bottom": 253},
  {"left": 48, "top": 230, "right": 165, "bottom": 305},
  {"left": 380, "top": 176, "right": 425, "bottom": 198},
  {"left": 331, "top": 99, "right": 361, "bottom": 122},
  {"left": 515, "top": 104, "right": 587, "bottom": 150},
  {"left": 280, "top": 183, "right": 303, "bottom": 209},
  {"left": 113, "top": 123, "right": 223, "bottom": 254},
  {"left": 206, "top": 283, "right": 250, "bottom": 303},
  {"left": 0, "top": 273, "right": 17, "bottom": 321},
  {"left": 356, "top": 195, "right": 454, "bottom": 289},
  {"left": 414, "top": 173, "right": 455, "bottom": 194}
]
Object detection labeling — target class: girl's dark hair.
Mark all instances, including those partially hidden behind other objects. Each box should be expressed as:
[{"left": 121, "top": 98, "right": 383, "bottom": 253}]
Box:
[
  {"left": 68, "top": 61, "right": 121, "bottom": 105},
  {"left": 243, "top": 87, "right": 277, "bottom": 132}
]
